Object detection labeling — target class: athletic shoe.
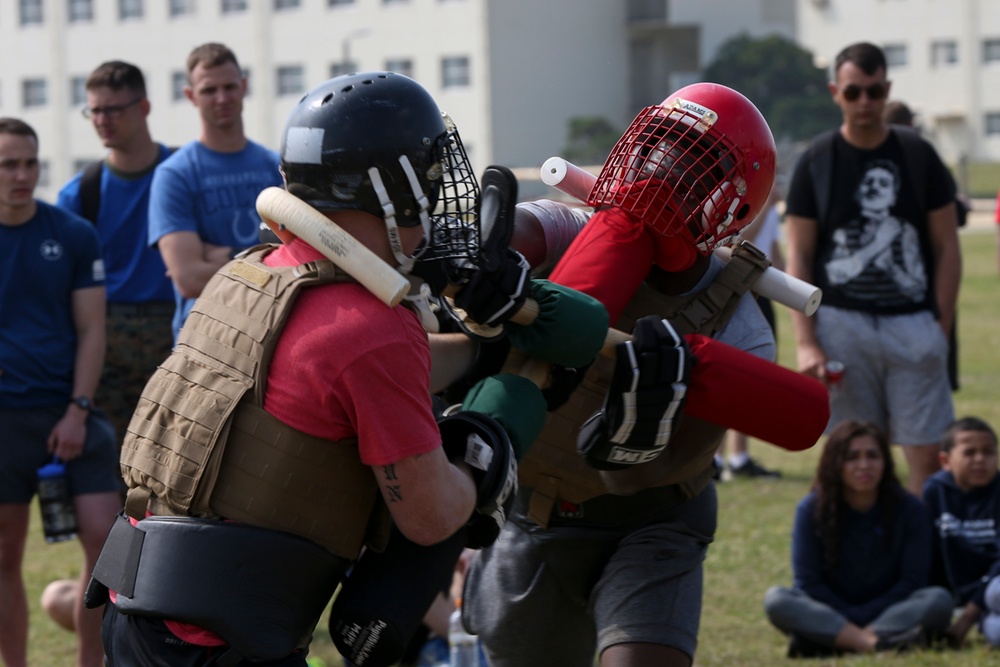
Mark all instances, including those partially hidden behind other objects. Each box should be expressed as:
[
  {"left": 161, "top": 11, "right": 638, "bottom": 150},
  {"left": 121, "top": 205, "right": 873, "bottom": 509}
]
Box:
[
  {"left": 729, "top": 457, "right": 782, "bottom": 479},
  {"left": 875, "top": 625, "right": 924, "bottom": 652}
]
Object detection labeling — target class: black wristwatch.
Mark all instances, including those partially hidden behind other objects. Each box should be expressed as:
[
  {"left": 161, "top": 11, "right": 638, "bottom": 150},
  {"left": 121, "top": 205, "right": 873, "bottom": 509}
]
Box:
[{"left": 70, "top": 396, "right": 93, "bottom": 412}]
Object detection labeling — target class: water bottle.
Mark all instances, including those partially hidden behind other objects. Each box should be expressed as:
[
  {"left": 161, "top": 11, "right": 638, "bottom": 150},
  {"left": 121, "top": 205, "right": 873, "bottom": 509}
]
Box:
[
  {"left": 37, "top": 457, "right": 78, "bottom": 543},
  {"left": 448, "top": 599, "right": 479, "bottom": 667}
]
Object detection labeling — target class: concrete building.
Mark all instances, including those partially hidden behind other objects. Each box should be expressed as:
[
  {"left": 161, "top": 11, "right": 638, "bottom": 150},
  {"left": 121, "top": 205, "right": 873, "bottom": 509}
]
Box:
[
  {"left": 797, "top": 0, "right": 1000, "bottom": 168},
  {"left": 0, "top": 0, "right": 794, "bottom": 202}
]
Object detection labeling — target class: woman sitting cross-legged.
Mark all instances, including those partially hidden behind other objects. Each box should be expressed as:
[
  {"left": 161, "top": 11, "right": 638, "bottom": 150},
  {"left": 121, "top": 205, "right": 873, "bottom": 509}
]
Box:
[{"left": 764, "top": 420, "right": 953, "bottom": 657}]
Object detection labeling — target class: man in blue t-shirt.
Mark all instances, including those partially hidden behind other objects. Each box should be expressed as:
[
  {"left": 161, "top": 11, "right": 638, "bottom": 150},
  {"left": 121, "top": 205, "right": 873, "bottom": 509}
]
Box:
[
  {"left": 57, "top": 60, "right": 175, "bottom": 459},
  {"left": 148, "top": 42, "right": 282, "bottom": 341},
  {"left": 0, "top": 117, "right": 122, "bottom": 667}
]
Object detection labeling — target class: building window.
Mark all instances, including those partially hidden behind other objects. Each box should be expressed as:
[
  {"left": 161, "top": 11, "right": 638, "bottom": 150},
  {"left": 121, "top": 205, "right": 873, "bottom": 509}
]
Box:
[
  {"left": 70, "top": 76, "right": 88, "bottom": 106},
  {"left": 68, "top": 0, "right": 94, "bottom": 22},
  {"left": 274, "top": 0, "right": 300, "bottom": 8},
  {"left": 119, "top": 0, "right": 143, "bottom": 20},
  {"left": 23, "top": 79, "right": 47, "bottom": 107},
  {"left": 987, "top": 112, "right": 1000, "bottom": 136},
  {"left": 883, "top": 43, "right": 907, "bottom": 68},
  {"left": 242, "top": 68, "right": 252, "bottom": 97},
  {"left": 931, "top": 40, "right": 958, "bottom": 66},
  {"left": 38, "top": 160, "right": 51, "bottom": 188},
  {"left": 20, "top": 0, "right": 43, "bottom": 25},
  {"left": 221, "top": 0, "right": 247, "bottom": 13},
  {"left": 277, "top": 66, "right": 304, "bottom": 96},
  {"left": 171, "top": 71, "right": 187, "bottom": 100},
  {"left": 330, "top": 62, "right": 357, "bottom": 77},
  {"left": 329, "top": 0, "right": 355, "bottom": 6},
  {"left": 441, "top": 56, "right": 470, "bottom": 88},
  {"left": 385, "top": 58, "right": 413, "bottom": 78},
  {"left": 169, "top": 0, "right": 195, "bottom": 16},
  {"left": 72, "top": 158, "right": 93, "bottom": 174},
  {"left": 984, "top": 38, "right": 1000, "bottom": 64}
]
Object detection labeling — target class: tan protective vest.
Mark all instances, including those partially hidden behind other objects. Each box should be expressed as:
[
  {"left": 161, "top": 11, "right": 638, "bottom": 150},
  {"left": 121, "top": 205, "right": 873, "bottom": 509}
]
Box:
[
  {"left": 120, "top": 246, "right": 387, "bottom": 560},
  {"left": 517, "top": 241, "right": 771, "bottom": 526}
]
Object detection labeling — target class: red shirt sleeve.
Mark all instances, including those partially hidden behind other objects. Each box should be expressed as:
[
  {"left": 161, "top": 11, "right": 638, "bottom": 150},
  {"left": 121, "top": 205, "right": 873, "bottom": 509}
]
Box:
[{"left": 548, "top": 207, "right": 654, "bottom": 323}]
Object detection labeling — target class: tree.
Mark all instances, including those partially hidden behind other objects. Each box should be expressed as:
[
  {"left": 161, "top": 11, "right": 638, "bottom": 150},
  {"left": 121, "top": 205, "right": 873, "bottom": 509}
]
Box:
[
  {"left": 562, "top": 116, "right": 622, "bottom": 167},
  {"left": 703, "top": 34, "right": 840, "bottom": 142}
]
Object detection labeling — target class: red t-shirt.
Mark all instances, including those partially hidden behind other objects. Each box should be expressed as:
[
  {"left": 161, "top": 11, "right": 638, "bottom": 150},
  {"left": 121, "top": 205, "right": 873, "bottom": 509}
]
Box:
[
  {"left": 262, "top": 239, "right": 442, "bottom": 465},
  {"left": 142, "top": 239, "right": 442, "bottom": 646}
]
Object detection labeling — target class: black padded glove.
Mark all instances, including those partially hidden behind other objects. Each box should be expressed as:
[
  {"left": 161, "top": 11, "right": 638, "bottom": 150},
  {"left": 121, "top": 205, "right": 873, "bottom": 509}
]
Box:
[
  {"left": 577, "top": 316, "right": 692, "bottom": 470},
  {"left": 438, "top": 411, "right": 518, "bottom": 548},
  {"left": 453, "top": 248, "right": 531, "bottom": 327}
]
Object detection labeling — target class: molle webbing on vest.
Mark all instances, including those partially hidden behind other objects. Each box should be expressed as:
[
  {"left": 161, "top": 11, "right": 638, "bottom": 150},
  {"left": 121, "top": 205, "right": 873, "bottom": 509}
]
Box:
[
  {"left": 121, "top": 246, "right": 381, "bottom": 559},
  {"left": 207, "top": 403, "right": 377, "bottom": 561},
  {"left": 517, "top": 242, "right": 771, "bottom": 527}
]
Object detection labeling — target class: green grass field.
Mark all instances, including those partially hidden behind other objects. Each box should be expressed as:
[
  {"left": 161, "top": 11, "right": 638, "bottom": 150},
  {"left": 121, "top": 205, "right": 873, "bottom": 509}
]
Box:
[{"left": 22, "top": 226, "right": 1000, "bottom": 666}]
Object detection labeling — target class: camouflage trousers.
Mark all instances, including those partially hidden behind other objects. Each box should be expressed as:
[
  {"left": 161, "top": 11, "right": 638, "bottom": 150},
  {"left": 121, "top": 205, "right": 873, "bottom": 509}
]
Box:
[{"left": 98, "top": 303, "right": 175, "bottom": 450}]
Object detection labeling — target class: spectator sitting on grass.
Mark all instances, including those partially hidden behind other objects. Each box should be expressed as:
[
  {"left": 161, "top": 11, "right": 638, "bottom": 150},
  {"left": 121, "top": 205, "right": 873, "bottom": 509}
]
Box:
[
  {"left": 764, "top": 420, "right": 953, "bottom": 657},
  {"left": 923, "top": 416, "right": 1000, "bottom": 647}
]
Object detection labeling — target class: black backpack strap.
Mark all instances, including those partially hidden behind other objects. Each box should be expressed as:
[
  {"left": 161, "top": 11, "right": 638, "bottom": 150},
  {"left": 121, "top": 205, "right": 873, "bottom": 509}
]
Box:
[
  {"left": 891, "top": 126, "right": 928, "bottom": 214},
  {"left": 76, "top": 145, "right": 176, "bottom": 227},
  {"left": 78, "top": 160, "right": 104, "bottom": 225},
  {"left": 806, "top": 129, "right": 839, "bottom": 226}
]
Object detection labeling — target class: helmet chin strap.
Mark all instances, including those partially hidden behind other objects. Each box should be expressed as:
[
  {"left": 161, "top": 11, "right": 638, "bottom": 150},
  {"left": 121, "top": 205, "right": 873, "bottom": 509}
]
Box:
[{"left": 367, "top": 157, "right": 432, "bottom": 275}]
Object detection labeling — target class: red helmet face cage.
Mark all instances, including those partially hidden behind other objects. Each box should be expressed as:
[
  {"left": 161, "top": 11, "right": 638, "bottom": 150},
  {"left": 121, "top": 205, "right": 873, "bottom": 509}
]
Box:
[{"left": 588, "top": 83, "right": 776, "bottom": 255}]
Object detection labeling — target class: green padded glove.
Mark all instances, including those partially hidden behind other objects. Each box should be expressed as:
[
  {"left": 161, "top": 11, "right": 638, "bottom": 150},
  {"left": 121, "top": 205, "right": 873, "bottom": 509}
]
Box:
[
  {"left": 462, "top": 373, "right": 548, "bottom": 460},
  {"left": 505, "top": 280, "right": 609, "bottom": 369}
]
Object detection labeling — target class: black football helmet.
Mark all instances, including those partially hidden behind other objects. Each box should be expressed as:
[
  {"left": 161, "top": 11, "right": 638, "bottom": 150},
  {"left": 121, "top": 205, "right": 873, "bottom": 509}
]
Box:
[{"left": 279, "top": 72, "right": 480, "bottom": 272}]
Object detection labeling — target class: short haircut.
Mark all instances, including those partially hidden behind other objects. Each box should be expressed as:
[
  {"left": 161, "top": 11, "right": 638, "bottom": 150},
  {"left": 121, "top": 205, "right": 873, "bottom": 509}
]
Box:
[
  {"left": 942, "top": 416, "right": 998, "bottom": 452},
  {"left": 86, "top": 60, "right": 147, "bottom": 97},
  {"left": 833, "top": 41, "right": 887, "bottom": 78},
  {"left": 883, "top": 100, "right": 914, "bottom": 127},
  {"left": 186, "top": 42, "right": 240, "bottom": 82},
  {"left": 0, "top": 117, "right": 38, "bottom": 145}
]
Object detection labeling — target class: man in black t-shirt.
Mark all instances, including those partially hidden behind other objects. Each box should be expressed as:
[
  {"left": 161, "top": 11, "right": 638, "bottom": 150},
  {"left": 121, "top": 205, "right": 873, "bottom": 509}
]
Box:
[{"left": 785, "top": 41, "right": 962, "bottom": 496}]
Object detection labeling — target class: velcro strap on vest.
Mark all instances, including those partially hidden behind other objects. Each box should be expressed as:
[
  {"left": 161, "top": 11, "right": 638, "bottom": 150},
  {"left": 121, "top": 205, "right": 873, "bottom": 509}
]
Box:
[{"left": 92, "top": 513, "right": 349, "bottom": 663}]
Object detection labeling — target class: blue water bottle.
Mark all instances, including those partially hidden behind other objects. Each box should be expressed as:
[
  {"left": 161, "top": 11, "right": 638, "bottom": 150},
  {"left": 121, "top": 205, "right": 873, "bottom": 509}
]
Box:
[{"left": 37, "top": 457, "right": 78, "bottom": 543}]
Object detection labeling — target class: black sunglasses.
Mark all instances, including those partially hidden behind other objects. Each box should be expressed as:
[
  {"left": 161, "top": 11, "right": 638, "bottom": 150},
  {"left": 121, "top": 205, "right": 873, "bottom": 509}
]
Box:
[{"left": 841, "top": 83, "right": 888, "bottom": 102}]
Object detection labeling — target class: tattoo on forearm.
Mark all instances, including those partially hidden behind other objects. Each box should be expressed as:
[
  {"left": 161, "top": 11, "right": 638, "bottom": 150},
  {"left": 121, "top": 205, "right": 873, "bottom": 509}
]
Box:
[{"left": 381, "top": 465, "right": 402, "bottom": 503}]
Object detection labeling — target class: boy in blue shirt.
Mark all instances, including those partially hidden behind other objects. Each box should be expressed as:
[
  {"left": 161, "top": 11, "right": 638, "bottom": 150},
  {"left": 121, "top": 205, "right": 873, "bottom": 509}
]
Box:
[{"left": 923, "top": 416, "right": 1000, "bottom": 646}]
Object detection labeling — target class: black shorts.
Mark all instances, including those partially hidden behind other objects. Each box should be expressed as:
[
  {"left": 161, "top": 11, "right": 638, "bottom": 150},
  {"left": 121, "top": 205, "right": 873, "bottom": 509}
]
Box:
[{"left": 0, "top": 405, "right": 120, "bottom": 503}]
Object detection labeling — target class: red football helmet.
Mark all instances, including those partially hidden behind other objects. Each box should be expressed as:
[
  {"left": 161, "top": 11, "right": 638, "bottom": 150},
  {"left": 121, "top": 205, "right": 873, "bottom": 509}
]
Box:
[{"left": 588, "top": 83, "right": 776, "bottom": 257}]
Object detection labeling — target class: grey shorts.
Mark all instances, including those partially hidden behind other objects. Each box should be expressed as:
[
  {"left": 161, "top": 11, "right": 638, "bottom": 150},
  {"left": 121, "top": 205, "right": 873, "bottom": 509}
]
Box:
[
  {"left": 0, "top": 405, "right": 121, "bottom": 503},
  {"left": 463, "top": 484, "right": 717, "bottom": 667},
  {"left": 816, "top": 307, "right": 953, "bottom": 445}
]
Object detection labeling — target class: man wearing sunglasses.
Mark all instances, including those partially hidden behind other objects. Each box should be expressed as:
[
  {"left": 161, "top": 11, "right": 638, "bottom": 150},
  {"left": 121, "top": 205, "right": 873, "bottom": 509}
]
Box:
[{"left": 785, "top": 41, "right": 962, "bottom": 497}]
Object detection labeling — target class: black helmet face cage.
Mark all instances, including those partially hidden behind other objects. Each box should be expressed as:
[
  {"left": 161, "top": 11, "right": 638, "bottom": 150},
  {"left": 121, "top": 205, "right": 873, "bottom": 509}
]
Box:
[
  {"left": 589, "top": 104, "right": 747, "bottom": 252},
  {"left": 417, "top": 116, "right": 481, "bottom": 265}
]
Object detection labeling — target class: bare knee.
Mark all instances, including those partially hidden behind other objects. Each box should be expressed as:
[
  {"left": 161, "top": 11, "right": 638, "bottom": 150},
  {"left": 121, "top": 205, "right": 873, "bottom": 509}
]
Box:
[{"left": 40, "top": 579, "right": 78, "bottom": 632}]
